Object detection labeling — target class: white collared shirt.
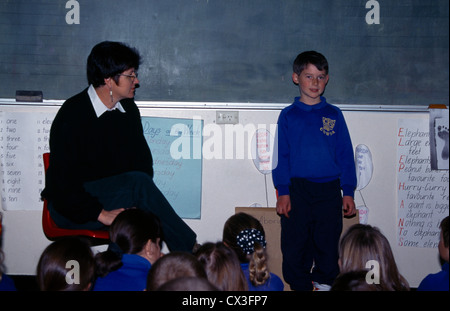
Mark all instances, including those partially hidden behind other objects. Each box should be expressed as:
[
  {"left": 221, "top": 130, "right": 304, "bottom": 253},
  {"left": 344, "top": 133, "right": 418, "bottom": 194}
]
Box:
[{"left": 88, "top": 84, "right": 126, "bottom": 118}]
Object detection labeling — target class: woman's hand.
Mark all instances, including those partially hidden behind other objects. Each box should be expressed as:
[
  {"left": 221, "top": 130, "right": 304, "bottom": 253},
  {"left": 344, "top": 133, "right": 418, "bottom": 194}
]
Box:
[{"left": 97, "top": 208, "right": 125, "bottom": 226}]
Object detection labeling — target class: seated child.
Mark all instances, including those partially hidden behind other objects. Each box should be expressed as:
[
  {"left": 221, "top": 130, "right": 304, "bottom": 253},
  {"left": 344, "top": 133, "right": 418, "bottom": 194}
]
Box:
[
  {"left": 93, "top": 209, "right": 162, "bottom": 291},
  {"left": 195, "top": 242, "right": 248, "bottom": 291},
  {"left": 223, "top": 212, "right": 284, "bottom": 291},
  {"left": 418, "top": 216, "right": 449, "bottom": 291},
  {"left": 37, "top": 236, "right": 94, "bottom": 291},
  {"left": 339, "top": 224, "right": 409, "bottom": 291},
  {"left": 146, "top": 251, "right": 207, "bottom": 290}
]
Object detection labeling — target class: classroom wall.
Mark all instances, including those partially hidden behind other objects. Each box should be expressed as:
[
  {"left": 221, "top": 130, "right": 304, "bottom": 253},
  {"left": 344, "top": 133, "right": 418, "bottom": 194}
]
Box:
[{"left": 0, "top": 102, "right": 442, "bottom": 288}]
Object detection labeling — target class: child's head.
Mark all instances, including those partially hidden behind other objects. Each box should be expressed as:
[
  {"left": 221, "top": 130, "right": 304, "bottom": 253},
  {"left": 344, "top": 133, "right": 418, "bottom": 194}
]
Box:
[
  {"left": 37, "top": 236, "right": 95, "bottom": 291},
  {"left": 96, "top": 209, "right": 163, "bottom": 277},
  {"left": 223, "top": 212, "right": 270, "bottom": 287},
  {"left": 109, "top": 208, "right": 163, "bottom": 257},
  {"left": 292, "top": 51, "right": 329, "bottom": 105},
  {"left": 146, "top": 251, "right": 207, "bottom": 290},
  {"left": 439, "top": 216, "right": 449, "bottom": 262},
  {"left": 223, "top": 213, "right": 266, "bottom": 262},
  {"left": 293, "top": 51, "right": 329, "bottom": 76},
  {"left": 195, "top": 242, "right": 248, "bottom": 291},
  {"left": 339, "top": 224, "right": 409, "bottom": 291}
]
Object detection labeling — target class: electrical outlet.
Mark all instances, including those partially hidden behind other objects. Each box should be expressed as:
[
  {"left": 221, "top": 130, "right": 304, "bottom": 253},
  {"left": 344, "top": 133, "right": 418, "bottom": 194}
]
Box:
[{"left": 216, "top": 111, "right": 239, "bottom": 124}]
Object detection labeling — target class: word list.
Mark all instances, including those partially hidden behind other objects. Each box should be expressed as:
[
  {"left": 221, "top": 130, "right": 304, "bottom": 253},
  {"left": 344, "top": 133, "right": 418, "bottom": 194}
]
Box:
[
  {"left": 0, "top": 111, "right": 54, "bottom": 210},
  {"left": 397, "top": 119, "right": 448, "bottom": 248}
]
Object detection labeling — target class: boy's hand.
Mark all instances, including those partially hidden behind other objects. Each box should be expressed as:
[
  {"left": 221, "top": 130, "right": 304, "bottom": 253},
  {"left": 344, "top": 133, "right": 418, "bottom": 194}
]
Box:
[
  {"left": 342, "top": 196, "right": 356, "bottom": 216},
  {"left": 276, "top": 195, "right": 291, "bottom": 218}
]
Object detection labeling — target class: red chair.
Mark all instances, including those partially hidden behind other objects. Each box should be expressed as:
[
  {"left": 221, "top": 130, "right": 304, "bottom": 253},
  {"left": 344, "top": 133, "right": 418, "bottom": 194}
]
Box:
[{"left": 42, "top": 152, "right": 109, "bottom": 241}]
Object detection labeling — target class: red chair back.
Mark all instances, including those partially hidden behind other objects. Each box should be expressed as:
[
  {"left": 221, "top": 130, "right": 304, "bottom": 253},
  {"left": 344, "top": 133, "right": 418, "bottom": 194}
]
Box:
[{"left": 42, "top": 153, "right": 109, "bottom": 240}]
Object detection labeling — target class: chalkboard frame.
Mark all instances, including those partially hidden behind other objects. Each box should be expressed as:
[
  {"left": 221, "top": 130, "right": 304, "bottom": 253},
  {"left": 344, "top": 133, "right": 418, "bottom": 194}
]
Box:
[{"left": 0, "top": 98, "right": 437, "bottom": 113}]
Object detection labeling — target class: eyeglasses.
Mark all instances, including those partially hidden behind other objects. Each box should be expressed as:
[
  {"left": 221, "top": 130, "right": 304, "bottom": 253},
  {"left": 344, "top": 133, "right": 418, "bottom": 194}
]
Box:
[{"left": 117, "top": 72, "right": 139, "bottom": 82}]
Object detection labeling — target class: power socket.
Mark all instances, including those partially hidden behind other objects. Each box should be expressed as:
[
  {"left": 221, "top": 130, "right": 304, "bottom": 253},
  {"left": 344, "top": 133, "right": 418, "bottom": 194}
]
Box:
[{"left": 216, "top": 111, "right": 239, "bottom": 124}]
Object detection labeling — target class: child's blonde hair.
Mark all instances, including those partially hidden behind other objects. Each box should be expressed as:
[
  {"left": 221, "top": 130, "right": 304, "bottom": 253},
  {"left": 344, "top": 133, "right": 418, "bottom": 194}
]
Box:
[
  {"left": 339, "top": 224, "right": 409, "bottom": 291},
  {"left": 195, "top": 242, "right": 248, "bottom": 291}
]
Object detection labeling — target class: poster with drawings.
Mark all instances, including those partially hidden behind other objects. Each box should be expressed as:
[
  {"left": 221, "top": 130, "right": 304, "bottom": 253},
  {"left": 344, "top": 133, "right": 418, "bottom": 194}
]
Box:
[{"left": 429, "top": 109, "right": 449, "bottom": 170}]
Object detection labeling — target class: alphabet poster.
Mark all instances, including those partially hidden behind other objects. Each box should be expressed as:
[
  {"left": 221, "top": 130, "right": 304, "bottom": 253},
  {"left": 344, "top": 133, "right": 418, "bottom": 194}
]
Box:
[{"left": 397, "top": 118, "right": 449, "bottom": 248}]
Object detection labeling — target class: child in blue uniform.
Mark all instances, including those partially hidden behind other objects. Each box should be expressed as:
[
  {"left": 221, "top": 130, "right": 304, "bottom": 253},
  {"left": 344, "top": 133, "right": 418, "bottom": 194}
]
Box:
[
  {"left": 418, "top": 216, "right": 449, "bottom": 291},
  {"left": 93, "top": 209, "right": 163, "bottom": 291},
  {"left": 223, "top": 212, "right": 284, "bottom": 291},
  {"left": 272, "top": 51, "right": 357, "bottom": 291}
]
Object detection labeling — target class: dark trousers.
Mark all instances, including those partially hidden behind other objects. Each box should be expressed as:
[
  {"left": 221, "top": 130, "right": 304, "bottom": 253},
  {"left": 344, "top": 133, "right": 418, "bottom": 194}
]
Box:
[
  {"left": 281, "top": 178, "right": 343, "bottom": 290},
  {"left": 49, "top": 171, "right": 197, "bottom": 253}
]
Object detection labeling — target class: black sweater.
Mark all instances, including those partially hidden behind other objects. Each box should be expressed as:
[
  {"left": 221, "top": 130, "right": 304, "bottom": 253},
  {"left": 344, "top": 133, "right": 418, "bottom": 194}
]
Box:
[{"left": 41, "top": 88, "right": 153, "bottom": 224}]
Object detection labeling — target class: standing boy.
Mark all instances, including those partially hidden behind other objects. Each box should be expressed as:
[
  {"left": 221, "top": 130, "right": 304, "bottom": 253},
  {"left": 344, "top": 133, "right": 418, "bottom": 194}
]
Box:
[{"left": 272, "top": 51, "right": 357, "bottom": 290}]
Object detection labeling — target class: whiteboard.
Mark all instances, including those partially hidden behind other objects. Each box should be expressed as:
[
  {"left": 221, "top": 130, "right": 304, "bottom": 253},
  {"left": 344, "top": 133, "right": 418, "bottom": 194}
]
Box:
[{"left": 0, "top": 111, "right": 203, "bottom": 220}]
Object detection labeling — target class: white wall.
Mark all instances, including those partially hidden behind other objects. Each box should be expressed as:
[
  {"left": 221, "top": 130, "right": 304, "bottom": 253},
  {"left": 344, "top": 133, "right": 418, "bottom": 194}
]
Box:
[{"left": 0, "top": 102, "right": 442, "bottom": 287}]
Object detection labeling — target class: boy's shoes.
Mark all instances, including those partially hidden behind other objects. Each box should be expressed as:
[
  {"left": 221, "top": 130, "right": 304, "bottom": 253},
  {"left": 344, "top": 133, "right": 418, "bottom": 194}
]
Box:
[{"left": 312, "top": 281, "right": 331, "bottom": 291}]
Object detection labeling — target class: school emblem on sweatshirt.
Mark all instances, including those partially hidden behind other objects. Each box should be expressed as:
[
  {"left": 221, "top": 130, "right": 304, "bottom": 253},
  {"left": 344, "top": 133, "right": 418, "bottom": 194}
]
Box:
[{"left": 320, "top": 117, "right": 336, "bottom": 136}]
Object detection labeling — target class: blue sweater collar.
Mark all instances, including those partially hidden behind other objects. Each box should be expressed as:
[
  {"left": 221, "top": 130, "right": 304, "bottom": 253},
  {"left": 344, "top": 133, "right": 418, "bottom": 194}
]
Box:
[{"left": 294, "top": 96, "right": 328, "bottom": 111}]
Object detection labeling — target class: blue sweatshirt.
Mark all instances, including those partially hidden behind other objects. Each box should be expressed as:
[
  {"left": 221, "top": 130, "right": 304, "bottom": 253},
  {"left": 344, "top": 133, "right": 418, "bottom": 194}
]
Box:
[
  {"left": 272, "top": 96, "right": 356, "bottom": 197},
  {"left": 417, "top": 262, "right": 449, "bottom": 291},
  {"left": 93, "top": 254, "right": 151, "bottom": 291},
  {"left": 240, "top": 263, "right": 284, "bottom": 291}
]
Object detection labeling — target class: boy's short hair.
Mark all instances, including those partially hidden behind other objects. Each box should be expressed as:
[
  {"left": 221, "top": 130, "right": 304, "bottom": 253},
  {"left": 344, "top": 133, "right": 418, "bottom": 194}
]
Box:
[
  {"left": 440, "top": 216, "right": 449, "bottom": 248},
  {"left": 293, "top": 51, "right": 329, "bottom": 75},
  {"left": 87, "top": 41, "right": 141, "bottom": 87}
]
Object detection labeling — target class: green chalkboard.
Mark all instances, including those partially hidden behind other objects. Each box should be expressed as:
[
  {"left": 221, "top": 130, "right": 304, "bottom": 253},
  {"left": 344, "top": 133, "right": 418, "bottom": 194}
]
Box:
[{"left": 0, "top": 0, "right": 448, "bottom": 106}]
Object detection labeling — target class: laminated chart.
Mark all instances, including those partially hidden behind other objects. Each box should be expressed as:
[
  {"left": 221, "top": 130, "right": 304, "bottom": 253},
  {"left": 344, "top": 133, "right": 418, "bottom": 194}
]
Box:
[
  {"left": 141, "top": 116, "right": 203, "bottom": 219},
  {"left": 0, "top": 111, "right": 54, "bottom": 210},
  {"left": 397, "top": 118, "right": 449, "bottom": 248}
]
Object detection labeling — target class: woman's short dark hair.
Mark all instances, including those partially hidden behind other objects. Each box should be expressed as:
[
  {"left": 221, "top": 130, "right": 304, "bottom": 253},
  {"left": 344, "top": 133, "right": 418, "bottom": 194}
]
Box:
[{"left": 86, "top": 41, "right": 141, "bottom": 87}]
